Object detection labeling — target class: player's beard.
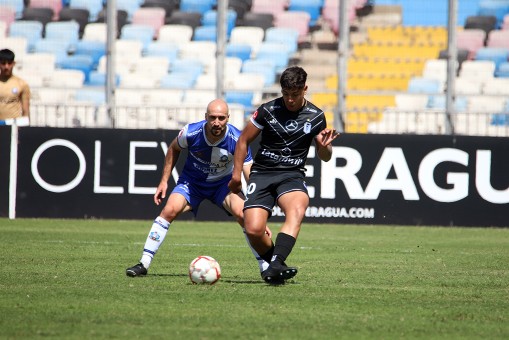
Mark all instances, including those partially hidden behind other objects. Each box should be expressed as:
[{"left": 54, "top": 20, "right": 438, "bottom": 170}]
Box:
[{"left": 211, "top": 126, "right": 224, "bottom": 136}]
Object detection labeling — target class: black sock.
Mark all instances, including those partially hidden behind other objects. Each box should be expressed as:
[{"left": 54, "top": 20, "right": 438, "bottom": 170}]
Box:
[
  {"left": 272, "top": 233, "right": 296, "bottom": 265},
  {"left": 260, "top": 243, "right": 275, "bottom": 264}
]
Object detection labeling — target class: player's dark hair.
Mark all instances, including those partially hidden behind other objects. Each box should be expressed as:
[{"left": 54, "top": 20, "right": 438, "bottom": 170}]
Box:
[
  {"left": 280, "top": 66, "right": 307, "bottom": 90},
  {"left": 0, "top": 49, "right": 15, "bottom": 62}
]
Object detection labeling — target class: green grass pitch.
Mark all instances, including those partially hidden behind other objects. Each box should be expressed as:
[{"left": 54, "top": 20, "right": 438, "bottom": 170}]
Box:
[{"left": 1, "top": 218, "right": 508, "bottom": 339}]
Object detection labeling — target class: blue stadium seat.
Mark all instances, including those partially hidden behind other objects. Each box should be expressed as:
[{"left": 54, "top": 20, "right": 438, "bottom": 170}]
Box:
[
  {"left": 169, "top": 59, "right": 203, "bottom": 82},
  {"left": 120, "top": 24, "right": 155, "bottom": 51},
  {"left": 117, "top": 0, "right": 142, "bottom": 21},
  {"left": 495, "top": 62, "right": 509, "bottom": 77},
  {"left": 180, "top": 0, "right": 216, "bottom": 15},
  {"left": 74, "top": 40, "right": 106, "bottom": 69},
  {"left": 8, "top": 21, "right": 43, "bottom": 52},
  {"left": 58, "top": 55, "right": 94, "bottom": 83},
  {"left": 288, "top": 0, "right": 322, "bottom": 26},
  {"left": 69, "top": 0, "right": 103, "bottom": 21},
  {"left": 145, "top": 42, "right": 179, "bottom": 64},
  {"left": 226, "top": 43, "right": 252, "bottom": 62},
  {"left": 86, "top": 71, "right": 120, "bottom": 86},
  {"left": 475, "top": 47, "right": 509, "bottom": 68},
  {"left": 255, "top": 42, "right": 291, "bottom": 72},
  {"left": 45, "top": 21, "right": 80, "bottom": 52},
  {"left": 74, "top": 88, "right": 107, "bottom": 105},
  {"left": 408, "top": 77, "right": 442, "bottom": 94},
  {"left": 193, "top": 26, "right": 217, "bottom": 41},
  {"left": 34, "top": 39, "right": 71, "bottom": 64},
  {"left": 225, "top": 91, "right": 254, "bottom": 107},
  {"left": 241, "top": 59, "right": 277, "bottom": 86},
  {"left": 202, "top": 9, "right": 237, "bottom": 37},
  {"left": 427, "top": 95, "right": 468, "bottom": 112},
  {"left": 1, "top": 0, "right": 24, "bottom": 19},
  {"left": 478, "top": 0, "right": 509, "bottom": 28},
  {"left": 160, "top": 72, "right": 196, "bottom": 89},
  {"left": 265, "top": 27, "right": 299, "bottom": 54}
]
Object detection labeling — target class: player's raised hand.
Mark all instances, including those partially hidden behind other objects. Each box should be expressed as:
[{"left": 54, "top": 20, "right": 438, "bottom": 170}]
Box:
[
  {"left": 318, "top": 128, "right": 340, "bottom": 147},
  {"left": 154, "top": 182, "right": 168, "bottom": 205}
]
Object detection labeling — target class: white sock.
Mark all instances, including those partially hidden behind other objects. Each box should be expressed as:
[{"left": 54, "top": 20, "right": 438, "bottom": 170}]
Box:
[
  {"left": 243, "top": 228, "right": 270, "bottom": 272},
  {"left": 140, "top": 216, "right": 170, "bottom": 269}
]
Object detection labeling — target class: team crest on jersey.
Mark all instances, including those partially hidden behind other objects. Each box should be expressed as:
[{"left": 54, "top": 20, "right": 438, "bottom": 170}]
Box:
[
  {"left": 304, "top": 121, "right": 312, "bottom": 134},
  {"left": 285, "top": 120, "right": 298, "bottom": 131},
  {"left": 220, "top": 155, "right": 228, "bottom": 162},
  {"left": 11, "top": 87, "right": 19, "bottom": 94}
]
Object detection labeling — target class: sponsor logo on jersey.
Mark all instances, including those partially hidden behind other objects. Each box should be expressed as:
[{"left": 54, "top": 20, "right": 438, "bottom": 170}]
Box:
[
  {"left": 304, "top": 122, "right": 312, "bottom": 134},
  {"left": 253, "top": 110, "right": 258, "bottom": 119},
  {"left": 268, "top": 118, "right": 277, "bottom": 124},
  {"left": 285, "top": 120, "right": 298, "bottom": 131}
]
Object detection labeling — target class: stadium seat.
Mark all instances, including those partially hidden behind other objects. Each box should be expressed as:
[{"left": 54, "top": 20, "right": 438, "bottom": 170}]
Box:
[
  {"left": 8, "top": 21, "right": 43, "bottom": 52},
  {"left": 116, "top": 0, "right": 142, "bottom": 21},
  {"left": 422, "top": 59, "right": 450, "bottom": 83},
  {"left": 495, "top": 62, "right": 509, "bottom": 77},
  {"left": 2, "top": 37, "right": 28, "bottom": 60},
  {"left": 47, "top": 69, "right": 85, "bottom": 88},
  {"left": 165, "top": 11, "right": 202, "bottom": 29},
  {"left": 177, "top": 41, "right": 216, "bottom": 68},
  {"left": 274, "top": 11, "right": 311, "bottom": 43},
  {"left": 158, "top": 24, "right": 194, "bottom": 43},
  {"left": 288, "top": 0, "right": 322, "bottom": 27},
  {"left": 69, "top": 0, "right": 103, "bottom": 21},
  {"left": 134, "top": 56, "right": 170, "bottom": 75},
  {"left": 33, "top": 38, "right": 70, "bottom": 64},
  {"left": 467, "top": 95, "right": 507, "bottom": 112},
  {"left": 29, "top": 0, "right": 62, "bottom": 20},
  {"left": 455, "top": 77, "right": 484, "bottom": 95},
  {"left": 251, "top": 0, "right": 287, "bottom": 17},
  {"left": 180, "top": 0, "right": 215, "bottom": 15},
  {"left": 17, "top": 52, "right": 56, "bottom": 76},
  {"left": 483, "top": 78, "right": 509, "bottom": 95},
  {"left": 228, "top": 0, "right": 250, "bottom": 21},
  {"left": 96, "top": 9, "right": 128, "bottom": 35},
  {"left": 456, "top": 29, "right": 486, "bottom": 59},
  {"left": 160, "top": 72, "right": 196, "bottom": 89},
  {"left": 82, "top": 23, "right": 107, "bottom": 42},
  {"left": 395, "top": 94, "right": 429, "bottom": 111},
  {"left": 202, "top": 9, "right": 237, "bottom": 37},
  {"left": 487, "top": 30, "right": 509, "bottom": 49},
  {"left": 86, "top": 71, "right": 120, "bottom": 86},
  {"left": 1, "top": 0, "right": 24, "bottom": 19},
  {"left": 58, "top": 55, "right": 94, "bottom": 83},
  {"left": 45, "top": 21, "right": 80, "bottom": 52},
  {"left": 407, "top": 77, "right": 443, "bottom": 94},
  {"left": 255, "top": 42, "right": 292, "bottom": 72},
  {"left": 21, "top": 7, "right": 54, "bottom": 34},
  {"left": 229, "top": 26, "right": 265, "bottom": 56},
  {"left": 169, "top": 59, "right": 204, "bottom": 82},
  {"left": 427, "top": 95, "right": 468, "bottom": 112},
  {"left": 132, "top": 7, "right": 166, "bottom": 39},
  {"left": 74, "top": 40, "right": 106, "bottom": 68},
  {"left": 0, "top": 5, "right": 16, "bottom": 32},
  {"left": 193, "top": 26, "right": 217, "bottom": 41},
  {"left": 475, "top": 47, "right": 509, "bottom": 68},
  {"left": 145, "top": 42, "right": 179, "bottom": 64},
  {"left": 226, "top": 43, "right": 252, "bottom": 62},
  {"left": 58, "top": 8, "right": 90, "bottom": 39},
  {"left": 141, "top": 0, "right": 177, "bottom": 19},
  {"left": 238, "top": 12, "right": 274, "bottom": 30},
  {"left": 478, "top": 0, "right": 509, "bottom": 28},
  {"left": 464, "top": 15, "right": 497, "bottom": 35},
  {"left": 264, "top": 27, "right": 299, "bottom": 54},
  {"left": 120, "top": 24, "right": 155, "bottom": 51},
  {"left": 241, "top": 59, "right": 277, "bottom": 86},
  {"left": 459, "top": 58, "right": 495, "bottom": 80}
]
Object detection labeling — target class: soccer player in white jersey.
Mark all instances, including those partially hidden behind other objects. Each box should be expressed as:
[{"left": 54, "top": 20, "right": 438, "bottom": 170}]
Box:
[{"left": 126, "top": 99, "right": 271, "bottom": 277}]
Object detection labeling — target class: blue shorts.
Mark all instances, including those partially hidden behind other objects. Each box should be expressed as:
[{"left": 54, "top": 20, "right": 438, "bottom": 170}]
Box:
[{"left": 172, "top": 176, "right": 231, "bottom": 216}]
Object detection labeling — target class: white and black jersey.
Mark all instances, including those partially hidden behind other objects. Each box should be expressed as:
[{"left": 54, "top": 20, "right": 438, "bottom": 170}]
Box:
[{"left": 250, "top": 97, "right": 327, "bottom": 172}]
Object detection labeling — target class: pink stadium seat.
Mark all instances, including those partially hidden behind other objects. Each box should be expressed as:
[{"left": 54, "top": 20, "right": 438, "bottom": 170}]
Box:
[
  {"left": 132, "top": 7, "right": 166, "bottom": 39},
  {"left": 503, "top": 14, "right": 509, "bottom": 30},
  {"left": 29, "top": 0, "right": 63, "bottom": 20},
  {"left": 274, "top": 11, "right": 310, "bottom": 43},
  {"left": 456, "top": 29, "right": 486, "bottom": 59},
  {"left": 487, "top": 30, "right": 509, "bottom": 49},
  {"left": 322, "top": 0, "right": 357, "bottom": 34},
  {"left": 251, "top": 0, "right": 287, "bottom": 17},
  {"left": 0, "top": 6, "right": 15, "bottom": 34}
]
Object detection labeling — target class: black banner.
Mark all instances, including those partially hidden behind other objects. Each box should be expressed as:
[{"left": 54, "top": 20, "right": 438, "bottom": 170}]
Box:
[{"left": 3, "top": 127, "right": 509, "bottom": 227}]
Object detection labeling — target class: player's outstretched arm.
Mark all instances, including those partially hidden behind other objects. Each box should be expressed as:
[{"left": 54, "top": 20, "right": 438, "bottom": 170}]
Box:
[
  {"left": 229, "top": 121, "right": 260, "bottom": 193},
  {"left": 154, "top": 138, "right": 181, "bottom": 205},
  {"left": 315, "top": 128, "right": 340, "bottom": 162}
]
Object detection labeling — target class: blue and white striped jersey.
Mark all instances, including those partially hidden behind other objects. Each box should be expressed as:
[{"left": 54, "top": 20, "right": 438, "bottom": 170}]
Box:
[{"left": 177, "top": 120, "right": 253, "bottom": 182}]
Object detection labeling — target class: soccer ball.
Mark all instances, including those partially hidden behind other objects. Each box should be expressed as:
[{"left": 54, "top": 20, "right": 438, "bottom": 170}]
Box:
[{"left": 189, "top": 256, "right": 221, "bottom": 284}]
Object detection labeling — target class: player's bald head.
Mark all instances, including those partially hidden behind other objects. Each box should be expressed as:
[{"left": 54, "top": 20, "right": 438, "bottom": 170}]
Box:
[{"left": 207, "top": 99, "right": 229, "bottom": 116}]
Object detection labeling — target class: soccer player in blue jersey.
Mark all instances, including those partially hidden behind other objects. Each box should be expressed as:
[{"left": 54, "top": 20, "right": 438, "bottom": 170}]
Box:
[
  {"left": 126, "top": 99, "right": 271, "bottom": 277},
  {"left": 229, "top": 66, "right": 339, "bottom": 284}
]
